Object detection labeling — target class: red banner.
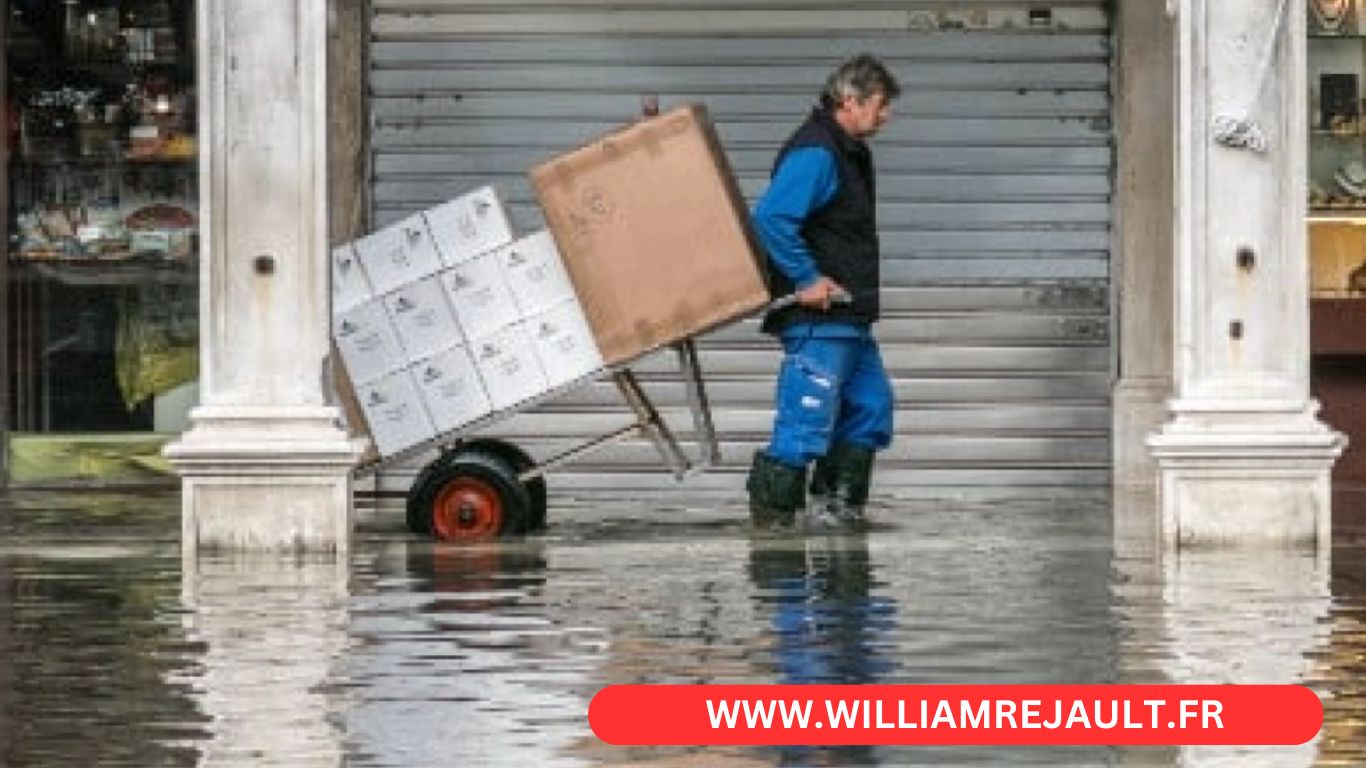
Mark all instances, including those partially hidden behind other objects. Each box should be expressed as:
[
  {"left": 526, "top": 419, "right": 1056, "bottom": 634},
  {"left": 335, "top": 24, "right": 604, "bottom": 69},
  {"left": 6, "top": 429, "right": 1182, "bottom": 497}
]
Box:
[{"left": 588, "top": 685, "right": 1321, "bottom": 746}]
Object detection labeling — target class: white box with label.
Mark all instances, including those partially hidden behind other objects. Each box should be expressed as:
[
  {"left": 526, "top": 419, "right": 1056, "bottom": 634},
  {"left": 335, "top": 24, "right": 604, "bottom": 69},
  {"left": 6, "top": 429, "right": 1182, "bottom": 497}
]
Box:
[
  {"left": 440, "top": 255, "right": 521, "bottom": 340},
  {"left": 333, "top": 300, "right": 407, "bottom": 385},
  {"left": 352, "top": 212, "right": 443, "bottom": 295},
  {"left": 355, "top": 370, "right": 437, "bottom": 458},
  {"left": 331, "top": 243, "right": 372, "bottom": 315},
  {"left": 527, "top": 299, "right": 604, "bottom": 389},
  {"left": 383, "top": 276, "right": 462, "bottom": 363},
  {"left": 499, "top": 230, "right": 577, "bottom": 317},
  {"left": 425, "top": 186, "right": 515, "bottom": 267},
  {"left": 470, "top": 323, "right": 548, "bottom": 411},
  {"left": 411, "top": 345, "right": 493, "bottom": 433}
]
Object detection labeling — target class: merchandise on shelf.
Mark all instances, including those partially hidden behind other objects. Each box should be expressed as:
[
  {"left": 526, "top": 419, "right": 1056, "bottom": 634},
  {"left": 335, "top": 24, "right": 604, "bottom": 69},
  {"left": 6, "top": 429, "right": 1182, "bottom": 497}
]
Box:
[
  {"left": 1311, "top": 0, "right": 1359, "bottom": 36},
  {"left": 124, "top": 202, "right": 195, "bottom": 260},
  {"left": 1351, "top": 260, "right": 1366, "bottom": 294},
  {"left": 1320, "top": 72, "right": 1359, "bottom": 130},
  {"left": 7, "top": 0, "right": 198, "bottom": 264}
]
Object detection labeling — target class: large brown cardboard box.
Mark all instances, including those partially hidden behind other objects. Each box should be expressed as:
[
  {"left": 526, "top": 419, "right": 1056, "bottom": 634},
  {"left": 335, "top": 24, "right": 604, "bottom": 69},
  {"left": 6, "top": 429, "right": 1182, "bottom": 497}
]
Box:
[{"left": 529, "top": 103, "right": 768, "bottom": 365}]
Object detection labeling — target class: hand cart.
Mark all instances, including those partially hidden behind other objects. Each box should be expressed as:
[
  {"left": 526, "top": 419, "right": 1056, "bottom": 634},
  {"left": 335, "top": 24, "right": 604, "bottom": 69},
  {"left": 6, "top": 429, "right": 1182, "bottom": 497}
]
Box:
[
  {"left": 349, "top": 290, "right": 841, "bottom": 542},
  {"left": 350, "top": 336, "right": 720, "bottom": 542},
  {"left": 346, "top": 92, "right": 850, "bottom": 541}
]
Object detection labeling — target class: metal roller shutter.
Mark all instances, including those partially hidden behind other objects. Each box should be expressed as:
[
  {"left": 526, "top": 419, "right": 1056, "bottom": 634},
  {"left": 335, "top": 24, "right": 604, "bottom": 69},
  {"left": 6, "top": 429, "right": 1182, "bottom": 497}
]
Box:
[{"left": 368, "top": 2, "right": 1114, "bottom": 498}]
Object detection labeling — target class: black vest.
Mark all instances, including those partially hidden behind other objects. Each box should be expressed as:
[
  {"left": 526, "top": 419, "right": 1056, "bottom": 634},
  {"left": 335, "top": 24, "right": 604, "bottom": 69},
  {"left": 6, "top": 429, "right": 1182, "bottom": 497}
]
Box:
[{"left": 761, "top": 108, "right": 881, "bottom": 335}]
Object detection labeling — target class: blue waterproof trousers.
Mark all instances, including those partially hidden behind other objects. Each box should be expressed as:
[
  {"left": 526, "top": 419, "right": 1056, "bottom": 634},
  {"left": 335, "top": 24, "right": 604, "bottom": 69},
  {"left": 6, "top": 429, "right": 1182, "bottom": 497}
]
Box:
[{"left": 765, "top": 324, "right": 894, "bottom": 468}]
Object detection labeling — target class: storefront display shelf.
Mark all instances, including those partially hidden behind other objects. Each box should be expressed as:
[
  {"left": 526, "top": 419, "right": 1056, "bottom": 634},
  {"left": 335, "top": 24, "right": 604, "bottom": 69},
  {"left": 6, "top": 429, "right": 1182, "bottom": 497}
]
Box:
[
  {"left": 123, "top": 155, "right": 195, "bottom": 163},
  {"left": 1310, "top": 25, "right": 1366, "bottom": 301},
  {"left": 4, "top": 0, "right": 201, "bottom": 444},
  {"left": 11, "top": 155, "right": 195, "bottom": 166},
  {"left": 1309, "top": 209, "right": 1366, "bottom": 220},
  {"left": 9, "top": 257, "right": 195, "bottom": 287},
  {"left": 1308, "top": 219, "right": 1366, "bottom": 297}
]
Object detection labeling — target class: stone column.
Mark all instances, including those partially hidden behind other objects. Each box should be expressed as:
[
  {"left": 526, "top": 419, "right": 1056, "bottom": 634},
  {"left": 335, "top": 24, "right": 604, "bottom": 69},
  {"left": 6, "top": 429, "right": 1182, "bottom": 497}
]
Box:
[
  {"left": 1112, "top": 0, "right": 1175, "bottom": 498},
  {"left": 1149, "top": 0, "right": 1344, "bottom": 547},
  {"left": 165, "top": 0, "right": 357, "bottom": 552}
]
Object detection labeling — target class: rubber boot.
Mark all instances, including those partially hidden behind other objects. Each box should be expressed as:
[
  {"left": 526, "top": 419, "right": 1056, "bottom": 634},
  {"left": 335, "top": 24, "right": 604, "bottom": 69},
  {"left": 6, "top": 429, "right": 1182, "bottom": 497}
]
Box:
[
  {"left": 807, "top": 442, "right": 875, "bottom": 529},
  {"left": 806, "top": 452, "right": 840, "bottom": 529},
  {"left": 746, "top": 451, "right": 807, "bottom": 529}
]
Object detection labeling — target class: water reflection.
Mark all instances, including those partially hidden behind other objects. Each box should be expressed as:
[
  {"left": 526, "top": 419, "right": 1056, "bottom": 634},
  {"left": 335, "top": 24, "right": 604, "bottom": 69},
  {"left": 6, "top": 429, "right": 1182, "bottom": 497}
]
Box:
[
  {"left": 748, "top": 531, "right": 894, "bottom": 767},
  {"left": 1111, "top": 490, "right": 1181, "bottom": 767},
  {"left": 8, "top": 493, "right": 1366, "bottom": 767},
  {"left": 344, "top": 539, "right": 594, "bottom": 768},
  {"left": 405, "top": 538, "right": 548, "bottom": 611},
  {"left": 1157, "top": 549, "right": 1331, "bottom": 768},
  {"left": 179, "top": 553, "right": 349, "bottom": 767},
  {"left": 1315, "top": 546, "right": 1366, "bottom": 766},
  {"left": 748, "top": 531, "right": 896, "bottom": 685},
  {"left": 0, "top": 493, "right": 204, "bottom": 768}
]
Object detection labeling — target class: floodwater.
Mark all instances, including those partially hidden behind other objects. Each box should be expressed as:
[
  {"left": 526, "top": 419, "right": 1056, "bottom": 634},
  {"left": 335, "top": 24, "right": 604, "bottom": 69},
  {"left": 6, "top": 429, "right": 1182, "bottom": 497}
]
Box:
[{"left": 0, "top": 490, "right": 1364, "bottom": 767}]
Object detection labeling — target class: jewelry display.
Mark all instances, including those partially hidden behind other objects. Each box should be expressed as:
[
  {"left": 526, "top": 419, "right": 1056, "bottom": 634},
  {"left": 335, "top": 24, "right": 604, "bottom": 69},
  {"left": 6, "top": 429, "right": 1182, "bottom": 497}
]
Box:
[{"left": 1312, "top": 0, "right": 1353, "bottom": 34}]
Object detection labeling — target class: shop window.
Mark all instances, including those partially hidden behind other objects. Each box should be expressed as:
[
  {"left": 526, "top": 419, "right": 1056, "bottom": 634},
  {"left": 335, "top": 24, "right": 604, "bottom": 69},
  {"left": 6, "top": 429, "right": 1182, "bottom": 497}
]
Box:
[
  {"left": 4, "top": 0, "right": 197, "bottom": 478},
  {"left": 1308, "top": 0, "right": 1366, "bottom": 493},
  {"left": 1310, "top": 0, "right": 1366, "bottom": 291}
]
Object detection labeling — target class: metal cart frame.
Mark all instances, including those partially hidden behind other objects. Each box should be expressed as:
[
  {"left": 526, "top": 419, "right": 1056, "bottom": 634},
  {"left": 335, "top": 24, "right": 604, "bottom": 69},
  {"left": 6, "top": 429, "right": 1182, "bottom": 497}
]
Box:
[
  {"left": 352, "top": 336, "right": 722, "bottom": 541},
  {"left": 347, "top": 291, "right": 829, "bottom": 540}
]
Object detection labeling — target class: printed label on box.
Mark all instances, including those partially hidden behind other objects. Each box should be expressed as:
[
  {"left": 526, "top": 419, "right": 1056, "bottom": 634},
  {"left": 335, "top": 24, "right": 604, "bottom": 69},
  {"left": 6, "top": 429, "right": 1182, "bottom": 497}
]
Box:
[
  {"left": 440, "top": 255, "right": 521, "bottom": 340},
  {"left": 425, "top": 186, "right": 515, "bottom": 267},
  {"left": 353, "top": 212, "right": 443, "bottom": 295},
  {"left": 331, "top": 243, "right": 372, "bottom": 315},
  {"left": 471, "top": 323, "right": 548, "bottom": 411},
  {"left": 528, "top": 299, "right": 604, "bottom": 389},
  {"left": 499, "top": 230, "right": 577, "bottom": 317},
  {"left": 383, "top": 276, "right": 463, "bottom": 363},
  {"left": 411, "top": 345, "right": 492, "bottom": 433},
  {"left": 356, "top": 370, "right": 437, "bottom": 458},
  {"left": 333, "top": 300, "right": 407, "bottom": 385}
]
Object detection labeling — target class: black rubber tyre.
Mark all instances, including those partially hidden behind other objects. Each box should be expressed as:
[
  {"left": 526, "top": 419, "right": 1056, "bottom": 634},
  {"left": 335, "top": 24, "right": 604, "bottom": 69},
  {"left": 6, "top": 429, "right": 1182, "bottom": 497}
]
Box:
[
  {"left": 405, "top": 457, "right": 446, "bottom": 535},
  {"left": 405, "top": 449, "right": 531, "bottom": 541},
  {"left": 459, "top": 439, "right": 548, "bottom": 532}
]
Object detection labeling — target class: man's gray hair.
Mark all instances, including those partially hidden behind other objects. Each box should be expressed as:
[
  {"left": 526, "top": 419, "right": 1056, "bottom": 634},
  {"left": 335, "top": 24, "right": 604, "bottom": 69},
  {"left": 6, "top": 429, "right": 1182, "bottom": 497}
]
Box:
[{"left": 820, "top": 54, "right": 901, "bottom": 109}]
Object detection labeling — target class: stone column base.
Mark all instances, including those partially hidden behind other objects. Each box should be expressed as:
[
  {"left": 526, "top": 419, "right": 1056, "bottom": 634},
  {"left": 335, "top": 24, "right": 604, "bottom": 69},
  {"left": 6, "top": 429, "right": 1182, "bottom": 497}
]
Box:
[
  {"left": 1114, "top": 379, "right": 1172, "bottom": 556},
  {"left": 1148, "top": 403, "right": 1345, "bottom": 549},
  {"left": 1113, "top": 376, "right": 1173, "bottom": 489},
  {"left": 164, "top": 406, "right": 361, "bottom": 554}
]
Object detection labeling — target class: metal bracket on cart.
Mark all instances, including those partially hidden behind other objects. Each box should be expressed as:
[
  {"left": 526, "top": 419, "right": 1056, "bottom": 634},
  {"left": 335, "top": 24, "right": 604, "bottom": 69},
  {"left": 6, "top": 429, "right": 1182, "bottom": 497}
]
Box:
[{"left": 499, "top": 345, "right": 719, "bottom": 486}]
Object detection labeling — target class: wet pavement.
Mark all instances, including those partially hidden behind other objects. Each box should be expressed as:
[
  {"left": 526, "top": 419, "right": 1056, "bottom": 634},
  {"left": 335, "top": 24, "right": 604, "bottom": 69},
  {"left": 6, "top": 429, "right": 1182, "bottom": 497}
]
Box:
[{"left": 1, "top": 489, "right": 1364, "bottom": 767}]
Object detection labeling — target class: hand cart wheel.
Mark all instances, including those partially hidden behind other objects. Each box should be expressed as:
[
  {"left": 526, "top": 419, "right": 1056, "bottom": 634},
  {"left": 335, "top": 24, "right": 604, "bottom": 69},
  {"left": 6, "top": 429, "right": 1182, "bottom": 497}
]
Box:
[
  {"left": 458, "top": 439, "right": 547, "bottom": 532},
  {"left": 405, "top": 447, "right": 531, "bottom": 541}
]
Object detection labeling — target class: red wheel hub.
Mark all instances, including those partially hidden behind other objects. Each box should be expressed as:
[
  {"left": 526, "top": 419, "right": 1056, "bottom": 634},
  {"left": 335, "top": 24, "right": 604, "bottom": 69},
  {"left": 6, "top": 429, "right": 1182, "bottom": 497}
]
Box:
[{"left": 431, "top": 476, "right": 504, "bottom": 541}]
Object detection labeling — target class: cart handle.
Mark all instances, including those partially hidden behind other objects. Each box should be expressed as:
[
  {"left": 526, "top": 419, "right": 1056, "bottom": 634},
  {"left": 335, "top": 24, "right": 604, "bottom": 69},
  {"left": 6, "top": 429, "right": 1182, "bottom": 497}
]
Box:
[{"left": 766, "top": 287, "right": 853, "bottom": 313}]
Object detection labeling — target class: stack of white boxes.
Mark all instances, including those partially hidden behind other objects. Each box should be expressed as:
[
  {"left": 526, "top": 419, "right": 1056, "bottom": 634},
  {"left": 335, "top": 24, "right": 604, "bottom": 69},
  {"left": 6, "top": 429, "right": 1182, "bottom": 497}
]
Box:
[{"left": 330, "top": 187, "right": 604, "bottom": 458}]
